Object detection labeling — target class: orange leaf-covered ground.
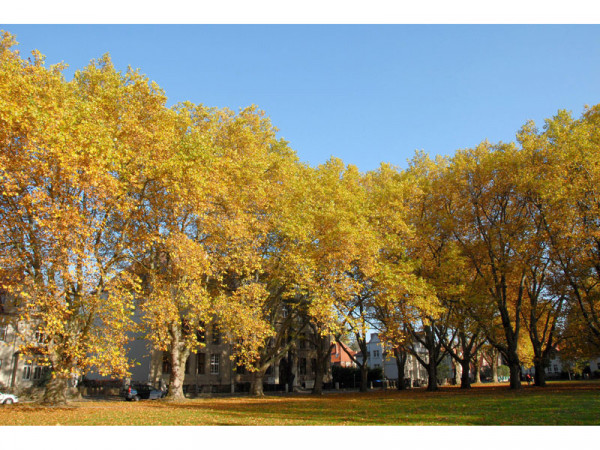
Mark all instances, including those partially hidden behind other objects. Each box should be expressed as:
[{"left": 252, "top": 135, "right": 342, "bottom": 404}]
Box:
[{"left": 1, "top": 381, "right": 599, "bottom": 426}]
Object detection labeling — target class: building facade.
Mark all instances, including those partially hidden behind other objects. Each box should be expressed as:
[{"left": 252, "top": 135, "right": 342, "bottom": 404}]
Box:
[
  {"left": 123, "top": 322, "right": 330, "bottom": 394},
  {"left": 365, "top": 332, "right": 452, "bottom": 387},
  {"left": 0, "top": 291, "right": 50, "bottom": 390},
  {"left": 330, "top": 341, "right": 357, "bottom": 368}
]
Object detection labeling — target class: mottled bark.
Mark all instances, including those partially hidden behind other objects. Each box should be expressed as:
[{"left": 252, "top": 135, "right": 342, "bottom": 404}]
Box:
[
  {"left": 250, "top": 369, "right": 266, "bottom": 396},
  {"left": 165, "top": 344, "right": 190, "bottom": 401},
  {"left": 452, "top": 360, "right": 460, "bottom": 386},
  {"left": 474, "top": 353, "right": 481, "bottom": 384},
  {"left": 491, "top": 355, "right": 499, "bottom": 383},
  {"left": 42, "top": 374, "right": 70, "bottom": 405}
]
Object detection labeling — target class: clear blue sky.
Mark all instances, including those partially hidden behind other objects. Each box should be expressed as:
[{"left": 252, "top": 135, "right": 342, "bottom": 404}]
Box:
[{"left": 2, "top": 25, "right": 600, "bottom": 172}]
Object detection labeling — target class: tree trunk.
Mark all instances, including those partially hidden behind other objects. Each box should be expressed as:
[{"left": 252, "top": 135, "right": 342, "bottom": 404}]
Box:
[
  {"left": 508, "top": 360, "right": 522, "bottom": 390},
  {"left": 250, "top": 370, "right": 266, "bottom": 396},
  {"left": 474, "top": 356, "right": 481, "bottom": 384},
  {"left": 534, "top": 360, "right": 546, "bottom": 387},
  {"left": 360, "top": 361, "right": 369, "bottom": 392},
  {"left": 165, "top": 347, "right": 189, "bottom": 401},
  {"left": 452, "top": 359, "right": 460, "bottom": 386},
  {"left": 532, "top": 344, "right": 552, "bottom": 387},
  {"left": 42, "top": 373, "right": 70, "bottom": 405},
  {"left": 492, "top": 355, "right": 499, "bottom": 383},
  {"left": 393, "top": 349, "right": 407, "bottom": 390},
  {"left": 312, "top": 339, "right": 332, "bottom": 395},
  {"left": 426, "top": 360, "right": 438, "bottom": 391},
  {"left": 312, "top": 358, "right": 324, "bottom": 395},
  {"left": 425, "top": 328, "right": 438, "bottom": 391},
  {"left": 460, "top": 359, "right": 471, "bottom": 389}
]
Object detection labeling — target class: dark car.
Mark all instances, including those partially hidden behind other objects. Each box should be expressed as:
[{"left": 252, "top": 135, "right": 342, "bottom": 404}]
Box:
[{"left": 122, "top": 384, "right": 166, "bottom": 401}]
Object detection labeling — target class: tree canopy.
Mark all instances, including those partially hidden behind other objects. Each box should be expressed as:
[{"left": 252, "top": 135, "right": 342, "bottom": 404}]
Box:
[{"left": 2, "top": 32, "right": 599, "bottom": 402}]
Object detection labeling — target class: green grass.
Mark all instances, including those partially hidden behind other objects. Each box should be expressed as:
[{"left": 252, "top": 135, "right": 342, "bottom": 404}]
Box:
[{"left": 1, "top": 381, "right": 599, "bottom": 425}]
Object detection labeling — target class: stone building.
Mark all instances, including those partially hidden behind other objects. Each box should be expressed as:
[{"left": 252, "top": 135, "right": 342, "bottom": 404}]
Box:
[
  {"left": 123, "top": 320, "right": 330, "bottom": 394},
  {"left": 0, "top": 290, "right": 50, "bottom": 390}
]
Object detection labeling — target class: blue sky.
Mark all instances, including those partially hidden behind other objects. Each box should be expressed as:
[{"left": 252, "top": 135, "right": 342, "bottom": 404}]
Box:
[{"left": 2, "top": 25, "right": 599, "bottom": 172}]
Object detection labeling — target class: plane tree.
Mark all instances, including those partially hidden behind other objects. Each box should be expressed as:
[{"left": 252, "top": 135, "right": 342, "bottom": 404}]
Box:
[
  {"left": 135, "top": 104, "right": 299, "bottom": 399},
  {"left": 0, "top": 36, "right": 171, "bottom": 404},
  {"left": 438, "top": 142, "right": 533, "bottom": 389},
  {"left": 518, "top": 108, "right": 600, "bottom": 357},
  {"left": 364, "top": 162, "right": 439, "bottom": 390}
]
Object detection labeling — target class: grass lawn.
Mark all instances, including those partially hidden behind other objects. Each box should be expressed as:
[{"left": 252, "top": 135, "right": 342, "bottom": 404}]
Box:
[{"left": 1, "top": 381, "right": 599, "bottom": 426}]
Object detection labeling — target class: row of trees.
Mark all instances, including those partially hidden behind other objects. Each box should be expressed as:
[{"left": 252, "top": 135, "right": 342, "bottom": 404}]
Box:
[{"left": 1, "top": 33, "right": 598, "bottom": 404}]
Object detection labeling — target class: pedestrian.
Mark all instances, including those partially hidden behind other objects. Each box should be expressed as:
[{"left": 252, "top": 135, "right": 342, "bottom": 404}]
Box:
[{"left": 526, "top": 373, "right": 532, "bottom": 385}]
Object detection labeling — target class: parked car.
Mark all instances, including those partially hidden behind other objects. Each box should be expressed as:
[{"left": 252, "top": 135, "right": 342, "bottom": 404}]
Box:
[
  {"left": 122, "top": 384, "right": 166, "bottom": 401},
  {"left": 122, "top": 385, "right": 141, "bottom": 401},
  {"left": 0, "top": 392, "right": 19, "bottom": 405}
]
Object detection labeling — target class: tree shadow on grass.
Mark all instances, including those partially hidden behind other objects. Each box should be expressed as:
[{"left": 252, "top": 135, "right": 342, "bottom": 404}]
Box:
[{"left": 135, "top": 382, "right": 600, "bottom": 426}]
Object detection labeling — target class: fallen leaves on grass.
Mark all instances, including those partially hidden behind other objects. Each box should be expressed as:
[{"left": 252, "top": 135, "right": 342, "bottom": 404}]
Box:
[{"left": 0, "top": 381, "right": 598, "bottom": 426}]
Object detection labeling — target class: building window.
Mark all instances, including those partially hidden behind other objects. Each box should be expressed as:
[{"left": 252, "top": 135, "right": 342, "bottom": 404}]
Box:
[
  {"left": 373, "top": 350, "right": 379, "bottom": 358},
  {"left": 0, "top": 325, "right": 7, "bottom": 342},
  {"left": 33, "top": 365, "right": 44, "bottom": 380},
  {"left": 23, "top": 361, "right": 32, "bottom": 380},
  {"left": 197, "top": 353, "right": 205, "bottom": 375},
  {"left": 185, "top": 356, "right": 191, "bottom": 374},
  {"left": 35, "top": 329, "right": 45, "bottom": 344},
  {"left": 210, "top": 354, "right": 220, "bottom": 375},
  {"left": 553, "top": 365, "right": 559, "bottom": 373}
]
